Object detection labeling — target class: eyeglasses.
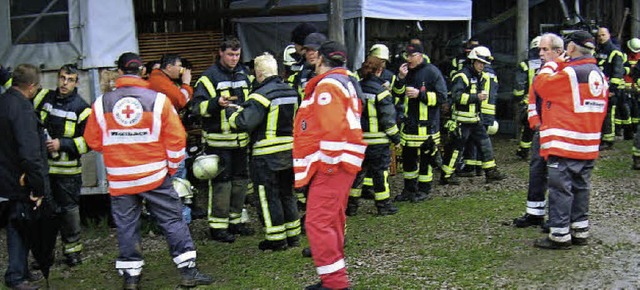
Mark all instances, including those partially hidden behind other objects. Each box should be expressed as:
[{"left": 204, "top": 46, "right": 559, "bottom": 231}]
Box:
[{"left": 58, "top": 76, "right": 77, "bottom": 83}]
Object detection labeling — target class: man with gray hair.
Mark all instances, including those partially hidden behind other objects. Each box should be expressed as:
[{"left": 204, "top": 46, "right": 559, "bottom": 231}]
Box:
[
  {"left": 513, "top": 33, "right": 565, "bottom": 228},
  {"left": 226, "top": 53, "right": 301, "bottom": 251}
]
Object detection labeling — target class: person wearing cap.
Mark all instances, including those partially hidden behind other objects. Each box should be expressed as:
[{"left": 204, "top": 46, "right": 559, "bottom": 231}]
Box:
[
  {"left": 441, "top": 45, "right": 506, "bottom": 185},
  {"left": 290, "top": 32, "right": 326, "bottom": 101},
  {"left": 191, "top": 38, "right": 255, "bottom": 243},
  {"left": 346, "top": 50, "right": 401, "bottom": 217},
  {"left": 513, "top": 36, "right": 543, "bottom": 161},
  {"left": 84, "top": 52, "right": 213, "bottom": 288},
  {"left": 532, "top": 30, "right": 608, "bottom": 250},
  {"left": 393, "top": 42, "right": 447, "bottom": 202},
  {"left": 596, "top": 27, "right": 625, "bottom": 150},
  {"left": 512, "top": 33, "right": 565, "bottom": 229},
  {"left": 31, "top": 64, "right": 91, "bottom": 267},
  {"left": 286, "top": 23, "right": 319, "bottom": 83},
  {"left": 293, "top": 40, "right": 366, "bottom": 290},
  {"left": 620, "top": 38, "right": 640, "bottom": 142}
]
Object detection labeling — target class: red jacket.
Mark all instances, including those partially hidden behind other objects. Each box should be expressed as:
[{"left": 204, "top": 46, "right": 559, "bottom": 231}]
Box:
[
  {"left": 148, "top": 69, "right": 193, "bottom": 110},
  {"left": 533, "top": 57, "right": 608, "bottom": 160},
  {"left": 84, "top": 76, "right": 186, "bottom": 195},
  {"left": 292, "top": 68, "right": 366, "bottom": 187}
]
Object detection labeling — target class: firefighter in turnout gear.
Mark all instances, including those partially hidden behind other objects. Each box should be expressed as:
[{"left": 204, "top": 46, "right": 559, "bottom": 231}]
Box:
[
  {"left": 192, "top": 39, "right": 254, "bottom": 243},
  {"left": 347, "top": 52, "right": 401, "bottom": 216},
  {"left": 226, "top": 53, "right": 301, "bottom": 251},
  {"left": 630, "top": 39, "right": 640, "bottom": 169},
  {"left": 441, "top": 46, "right": 506, "bottom": 185},
  {"left": 596, "top": 27, "right": 625, "bottom": 150},
  {"left": 623, "top": 38, "right": 640, "bottom": 141},
  {"left": 513, "top": 36, "right": 542, "bottom": 160},
  {"left": 33, "top": 64, "right": 90, "bottom": 267},
  {"left": 395, "top": 43, "right": 447, "bottom": 201},
  {"left": 0, "top": 64, "right": 11, "bottom": 92}
]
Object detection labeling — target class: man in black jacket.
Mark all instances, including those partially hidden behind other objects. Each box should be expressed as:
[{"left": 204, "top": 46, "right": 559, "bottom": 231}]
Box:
[{"left": 0, "top": 63, "right": 49, "bottom": 290}]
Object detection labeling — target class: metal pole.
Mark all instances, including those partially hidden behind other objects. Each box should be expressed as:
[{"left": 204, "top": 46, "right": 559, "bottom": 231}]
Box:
[
  {"left": 633, "top": 1, "right": 640, "bottom": 38},
  {"left": 328, "top": 0, "right": 344, "bottom": 44},
  {"left": 514, "top": 0, "right": 529, "bottom": 139}
]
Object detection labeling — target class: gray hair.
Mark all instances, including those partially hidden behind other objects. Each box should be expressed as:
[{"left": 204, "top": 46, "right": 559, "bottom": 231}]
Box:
[
  {"left": 541, "top": 33, "right": 564, "bottom": 50},
  {"left": 574, "top": 45, "right": 594, "bottom": 56}
]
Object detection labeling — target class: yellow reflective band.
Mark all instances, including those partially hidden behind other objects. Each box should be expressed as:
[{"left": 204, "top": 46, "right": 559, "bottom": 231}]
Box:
[
  {"left": 49, "top": 166, "right": 82, "bottom": 175},
  {"left": 64, "top": 120, "right": 75, "bottom": 137},
  {"left": 196, "top": 76, "right": 217, "bottom": 98},
  {"left": 460, "top": 93, "right": 470, "bottom": 105},
  {"left": 385, "top": 125, "right": 399, "bottom": 136},
  {"left": 608, "top": 50, "right": 623, "bottom": 63},
  {"left": 252, "top": 143, "right": 293, "bottom": 156},
  {"left": 74, "top": 137, "right": 89, "bottom": 154},
  {"left": 199, "top": 100, "right": 211, "bottom": 117},
  {"left": 33, "top": 89, "right": 49, "bottom": 109},
  {"left": 377, "top": 90, "right": 391, "bottom": 102},
  {"left": 266, "top": 106, "right": 280, "bottom": 139},
  {"left": 363, "top": 177, "right": 373, "bottom": 186},
  {"left": 39, "top": 111, "right": 48, "bottom": 123},
  {"left": 258, "top": 184, "right": 276, "bottom": 231},
  {"left": 373, "top": 171, "right": 390, "bottom": 201},
  {"left": 513, "top": 89, "right": 525, "bottom": 97},
  {"left": 349, "top": 188, "right": 362, "bottom": 197},
  {"left": 78, "top": 108, "right": 92, "bottom": 122},
  {"left": 248, "top": 93, "right": 270, "bottom": 107},
  {"left": 63, "top": 242, "right": 83, "bottom": 254},
  {"left": 3, "top": 78, "right": 12, "bottom": 89},
  {"left": 453, "top": 73, "right": 469, "bottom": 85},
  {"left": 403, "top": 169, "right": 418, "bottom": 179},
  {"left": 482, "top": 160, "right": 497, "bottom": 169},
  {"left": 253, "top": 136, "right": 293, "bottom": 148},
  {"left": 426, "top": 92, "right": 437, "bottom": 106},
  {"left": 481, "top": 103, "right": 496, "bottom": 115},
  {"left": 393, "top": 85, "right": 406, "bottom": 95},
  {"left": 228, "top": 107, "right": 245, "bottom": 130}
]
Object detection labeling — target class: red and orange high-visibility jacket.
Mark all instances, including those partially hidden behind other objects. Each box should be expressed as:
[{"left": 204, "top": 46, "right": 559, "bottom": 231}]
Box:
[
  {"left": 292, "top": 68, "right": 367, "bottom": 188},
  {"left": 84, "top": 75, "right": 186, "bottom": 195}
]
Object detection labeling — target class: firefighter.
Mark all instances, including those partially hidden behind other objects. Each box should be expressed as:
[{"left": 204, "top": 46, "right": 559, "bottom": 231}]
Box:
[
  {"left": 346, "top": 52, "right": 401, "bottom": 216},
  {"left": 287, "top": 22, "right": 318, "bottom": 84},
  {"left": 293, "top": 41, "right": 365, "bottom": 290},
  {"left": 512, "top": 33, "right": 565, "bottom": 228},
  {"left": 441, "top": 46, "right": 506, "bottom": 185},
  {"left": 596, "top": 27, "right": 625, "bottom": 150},
  {"left": 191, "top": 38, "right": 254, "bottom": 243},
  {"left": 513, "top": 36, "right": 542, "bottom": 160},
  {"left": 291, "top": 32, "right": 326, "bottom": 101},
  {"left": 394, "top": 43, "right": 447, "bottom": 201},
  {"left": 83, "top": 52, "right": 212, "bottom": 288},
  {"left": 630, "top": 38, "right": 640, "bottom": 169},
  {"left": 0, "top": 64, "right": 11, "bottom": 92},
  {"left": 448, "top": 37, "right": 480, "bottom": 81},
  {"left": 623, "top": 38, "right": 640, "bottom": 141},
  {"left": 32, "top": 64, "right": 91, "bottom": 267},
  {"left": 226, "top": 53, "right": 301, "bottom": 251},
  {"left": 533, "top": 31, "right": 608, "bottom": 249}
]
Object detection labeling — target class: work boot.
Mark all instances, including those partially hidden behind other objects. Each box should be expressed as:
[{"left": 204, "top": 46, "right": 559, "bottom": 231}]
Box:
[
  {"left": 229, "top": 223, "right": 255, "bottom": 236},
  {"left": 599, "top": 141, "right": 613, "bottom": 151},
  {"left": 304, "top": 281, "right": 352, "bottom": 290},
  {"left": 456, "top": 166, "right": 475, "bottom": 177},
  {"left": 64, "top": 252, "right": 82, "bottom": 267},
  {"left": 485, "top": 168, "right": 506, "bottom": 183},
  {"left": 345, "top": 197, "right": 359, "bottom": 216},
  {"left": 394, "top": 189, "right": 415, "bottom": 202},
  {"left": 209, "top": 229, "right": 236, "bottom": 243},
  {"left": 301, "top": 247, "right": 312, "bottom": 258},
  {"left": 633, "top": 156, "right": 640, "bottom": 170},
  {"left": 512, "top": 214, "right": 544, "bottom": 228},
  {"left": 287, "top": 236, "right": 301, "bottom": 248},
  {"left": 122, "top": 273, "right": 141, "bottom": 290},
  {"left": 10, "top": 281, "right": 40, "bottom": 290},
  {"left": 533, "top": 237, "right": 571, "bottom": 250},
  {"left": 375, "top": 199, "right": 399, "bottom": 216},
  {"left": 515, "top": 148, "right": 529, "bottom": 160},
  {"left": 412, "top": 191, "right": 430, "bottom": 202},
  {"left": 440, "top": 174, "right": 460, "bottom": 185},
  {"left": 179, "top": 266, "right": 213, "bottom": 287},
  {"left": 258, "top": 240, "right": 288, "bottom": 251}
]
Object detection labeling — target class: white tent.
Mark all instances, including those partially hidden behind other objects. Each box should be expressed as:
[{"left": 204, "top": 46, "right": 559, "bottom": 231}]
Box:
[
  {"left": 230, "top": 0, "right": 472, "bottom": 68},
  {"left": 0, "top": 0, "right": 138, "bottom": 70}
]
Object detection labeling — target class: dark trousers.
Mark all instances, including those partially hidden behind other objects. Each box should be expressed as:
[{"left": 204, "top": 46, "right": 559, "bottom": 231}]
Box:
[
  {"left": 50, "top": 174, "right": 82, "bottom": 253},
  {"left": 442, "top": 122, "right": 496, "bottom": 177},
  {"left": 526, "top": 131, "right": 547, "bottom": 216},
  {"left": 251, "top": 159, "right": 299, "bottom": 241},
  {"left": 351, "top": 144, "right": 392, "bottom": 200},
  {"left": 0, "top": 201, "right": 29, "bottom": 287},
  {"left": 111, "top": 176, "right": 196, "bottom": 275},
  {"left": 205, "top": 147, "right": 249, "bottom": 229}
]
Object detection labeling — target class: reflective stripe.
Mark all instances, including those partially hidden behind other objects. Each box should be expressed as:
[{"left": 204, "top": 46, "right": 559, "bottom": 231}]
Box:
[
  {"left": 319, "top": 141, "right": 367, "bottom": 154},
  {"left": 526, "top": 200, "right": 546, "bottom": 208},
  {"left": 173, "top": 250, "right": 196, "bottom": 265},
  {"left": 526, "top": 208, "right": 545, "bottom": 216},
  {"left": 167, "top": 148, "right": 186, "bottom": 159},
  {"left": 317, "top": 258, "right": 345, "bottom": 275},
  {"left": 199, "top": 100, "right": 211, "bottom": 117},
  {"left": 570, "top": 220, "right": 589, "bottom": 229},
  {"left": 116, "top": 260, "right": 144, "bottom": 269},
  {"left": 540, "top": 128, "right": 601, "bottom": 141},
  {"left": 42, "top": 103, "right": 78, "bottom": 120},
  {"left": 271, "top": 97, "right": 298, "bottom": 106},
  {"left": 109, "top": 168, "right": 168, "bottom": 189},
  {"left": 216, "top": 80, "right": 248, "bottom": 90},
  {"left": 294, "top": 151, "right": 364, "bottom": 181},
  {"left": 168, "top": 161, "right": 180, "bottom": 169},
  {"left": 247, "top": 93, "right": 270, "bottom": 107},
  {"left": 33, "top": 89, "right": 50, "bottom": 109},
  {"left": 73, "top": 136, "right": 89, "bottom": 154},
  {"left": 426, "top": 92, "right": 437, "bottom": 106},
  {"left": 106, "top": 161, "right": 167, "bottom": 176},
  {"left": 253, "top": 143, "right": 293, "bottom": 156},
  {"left": 564, "top": 67, "right": 607, "bottom": 113},
  {"left": 78, "top": 107, "right": 92, "bottom": 122},
  {"left": 403, "top": 169, "right": 418, "bottom": 179},
  {"left": 50, "top": 167, "right": 82, "bottom": 175}
]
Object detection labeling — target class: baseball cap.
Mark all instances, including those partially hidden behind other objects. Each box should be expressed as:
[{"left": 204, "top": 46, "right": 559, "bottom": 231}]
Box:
[
  {"left": 291, "top": 23, "right": 318, "bottom": 46},
  {"left": 303, "top": 33, "right": 327, "bottom": 51},
  {"left": 117, "top": 52, "right": 143, "bottom": 71},
  {"left": 406, "top": 43, "right": 424, "bottom": 55},
  {"left": 318, "top": 41, "right": 347, "bottom": 65},
  {"left": 567, "top": 31, "right": 595, "bottom": 49}
]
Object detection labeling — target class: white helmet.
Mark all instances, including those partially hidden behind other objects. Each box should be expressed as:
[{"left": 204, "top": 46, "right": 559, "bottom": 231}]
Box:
[
  {"left": 530, "top": 36, "right": 542, "bottom": 49},
  {"left": 283, "top": 44, "right": 298, "bottom": 67},
  {"left": 486, "top": 120, "right": 499, "bottom": 135},
  {"left": 468, "top": 46, "right": 493, "bottom": 64},
  {"left": 369, "top": 44, "right": 390, "bottom": 61},
  {"left": 192, "top": 154, "right": 221, "bottom": 180},
  {"left": 628, "top": 38, "right": 640, "bottom": 53},
  {"left": 172, "top": 177, "right": 193, "bottom": 199}
]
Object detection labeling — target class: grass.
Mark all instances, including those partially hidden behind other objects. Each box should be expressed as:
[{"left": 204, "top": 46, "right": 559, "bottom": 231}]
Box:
[{"left": 37, "top": 137, "right": 639, "bottom": 289}]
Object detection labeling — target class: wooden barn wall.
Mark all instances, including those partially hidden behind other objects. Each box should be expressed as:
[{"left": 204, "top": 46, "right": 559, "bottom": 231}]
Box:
[{"left": 134, "top": 0, "right": 226, "bottom": 33}]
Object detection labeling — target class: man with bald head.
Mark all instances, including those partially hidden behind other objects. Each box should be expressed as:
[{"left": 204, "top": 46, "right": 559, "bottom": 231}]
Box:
[{"left": 596, "top": 27, "right": 625, "bottom": 150}]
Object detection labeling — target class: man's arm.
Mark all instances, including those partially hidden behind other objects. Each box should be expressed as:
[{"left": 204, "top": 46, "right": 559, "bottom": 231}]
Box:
[{"left": 14, "top": 100, "right": 48, "bottom": 196}]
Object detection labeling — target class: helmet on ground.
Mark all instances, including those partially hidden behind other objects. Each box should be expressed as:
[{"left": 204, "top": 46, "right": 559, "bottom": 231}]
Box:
[
  {"left": 192, "top": 154, "right": 221, "bottom": 180},
  {"left": 283, "top": 44, "right": 298, "bottom": 67},
  {"left": 486, "top": 120, "right": 499, "bottom": 135},
  {"left": 530, "top": 36, "right": 542, "bottom": 49},
  {"left": 628, "top": 38, "right": 640, "bottom": 53},
  {"left": 369, "top": 44, "right": 390, "bottom": 61},
  {"left": 172, "top": 177, "right": 193, "bottom": 199},
  {"left": 467, "top": 46, "right": 493, "bottom": 64}
]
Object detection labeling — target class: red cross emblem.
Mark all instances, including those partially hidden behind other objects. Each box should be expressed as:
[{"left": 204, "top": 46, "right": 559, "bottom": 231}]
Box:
[{"left": 122, "top": 105, "right": 135, "bottom": 118}]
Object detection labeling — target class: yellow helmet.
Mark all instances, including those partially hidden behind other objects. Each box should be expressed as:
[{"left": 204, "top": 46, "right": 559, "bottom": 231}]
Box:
[
  {"left": 369, "top": 44, "right": 390, "bottom": 61},
  {"left": 530, "top": 36, "right": 542, "bottom": 49},
  {"left": 468, "top": 46, "right": 493, "bottom": 64},
  {"left": 192, "top": 154, "right": 221, "bottom": 180},
  {"left": 628, "top": 38, "right": 640, "bottom": 53},
  {"left": 172, "top": 177, "right": 193, "bottom": 199}
]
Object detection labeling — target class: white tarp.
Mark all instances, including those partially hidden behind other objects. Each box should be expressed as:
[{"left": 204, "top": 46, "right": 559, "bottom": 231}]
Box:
[
  {"left": 0, "top": 0, "right": 138, "bottom": 70},
  {"left": 231, "top": 0, "right": 471, "bottom": 69}
]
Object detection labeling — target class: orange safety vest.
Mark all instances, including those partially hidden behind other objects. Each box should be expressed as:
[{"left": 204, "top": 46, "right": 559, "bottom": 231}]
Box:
[
  {"left": 533, "top": 57, "right": 609, "bottom": 160},
  {"left": 292, "top": 68, "right": 367, "bottom": 188},
  {"left": 84, "top": 76, "right": 186, "bottom": 195}
]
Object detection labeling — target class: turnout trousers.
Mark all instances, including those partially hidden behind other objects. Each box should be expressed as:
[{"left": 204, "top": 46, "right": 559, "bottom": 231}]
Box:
[
  {"left": 111, "top": 176, "right": 197, "bottom": 276},
  {"left": 306, "top": 167, "right": 355, "bottom": 289},
  {"left": 205, "top": 147, "right": 249, "bottom": 230}
]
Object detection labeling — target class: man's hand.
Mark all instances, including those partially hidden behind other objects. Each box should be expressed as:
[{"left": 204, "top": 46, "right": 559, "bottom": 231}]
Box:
[
  {"left": 29, "top": 193, "right": 43, "bottom": 210},
  {"left": 406, "top": 86, "right": 419, "bottom": 99},
  {"left": 398, "top": 63, "right": 409, "bottom": 80},
  {"left": 46, "top": 138, "right": 60, "bottom": 153},
  {"left": 218, "top": 96, "right": 230, "bottom": 107},
  {"left": 181, "top": 69, "right": 192, "bottom": 85},
  {"left": 478, "top": 91, "right": 488, "bottom": 101}
]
